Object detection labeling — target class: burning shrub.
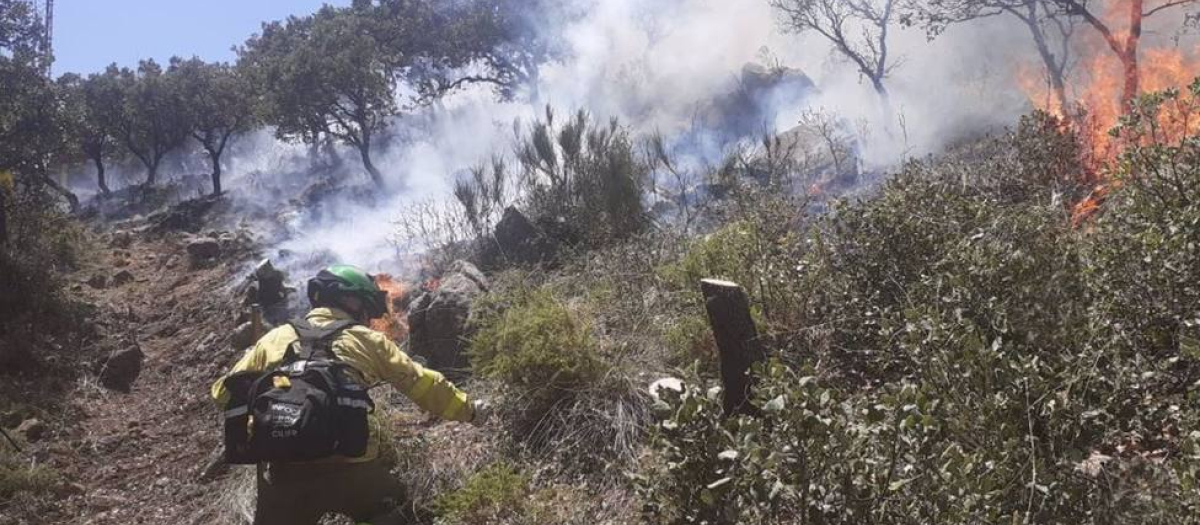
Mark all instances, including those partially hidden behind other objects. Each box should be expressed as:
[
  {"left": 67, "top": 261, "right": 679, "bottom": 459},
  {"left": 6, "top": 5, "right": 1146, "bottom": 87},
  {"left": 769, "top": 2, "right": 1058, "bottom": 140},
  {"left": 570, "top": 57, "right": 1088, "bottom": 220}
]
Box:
[
  {"left": 1088, "top": 80, "right": 1200, "bottom": 362},
  {"left": 640, "top": 107, "right": 1200, "bottom": 522},
  {"left": 1012, "top": 110, "right": 1088, "bottom": 198}
]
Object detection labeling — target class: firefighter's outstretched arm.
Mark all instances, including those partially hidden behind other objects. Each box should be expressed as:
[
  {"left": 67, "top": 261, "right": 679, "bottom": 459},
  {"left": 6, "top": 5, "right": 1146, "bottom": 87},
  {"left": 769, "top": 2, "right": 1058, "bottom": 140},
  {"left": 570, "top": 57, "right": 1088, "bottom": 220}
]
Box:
[{"left": 372, "top": 335, "right": 474, "bottom": 422}]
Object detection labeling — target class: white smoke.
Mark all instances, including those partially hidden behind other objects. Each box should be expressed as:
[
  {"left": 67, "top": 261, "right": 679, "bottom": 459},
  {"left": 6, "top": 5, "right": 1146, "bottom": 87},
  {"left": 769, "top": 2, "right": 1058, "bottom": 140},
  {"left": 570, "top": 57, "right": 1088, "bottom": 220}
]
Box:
[{"left": 222, "top": 0, "right": 1055, "bottom": 276}]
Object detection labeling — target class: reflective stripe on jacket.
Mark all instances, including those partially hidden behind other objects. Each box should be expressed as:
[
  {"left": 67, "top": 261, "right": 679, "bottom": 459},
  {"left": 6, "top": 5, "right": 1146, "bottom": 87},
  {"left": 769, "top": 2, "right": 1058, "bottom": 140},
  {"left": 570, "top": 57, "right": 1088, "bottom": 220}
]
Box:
[{"left": 211, "top": 307, "right": 473, "bottom": 462}]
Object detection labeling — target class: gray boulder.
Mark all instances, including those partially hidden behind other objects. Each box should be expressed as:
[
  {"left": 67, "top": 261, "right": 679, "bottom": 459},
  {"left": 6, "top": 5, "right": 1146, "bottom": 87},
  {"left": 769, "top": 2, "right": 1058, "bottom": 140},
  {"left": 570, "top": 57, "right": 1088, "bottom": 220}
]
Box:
[
  {"left": 86, "top": 274, "right": 108, "bottom": 289},
  {"left": 99, "top": 346, "right": 144, "bottom": 393},
  {"left": 111, "top": 270, "right": 135, "bottom": 287},
  {"left": 186, "top": 237, "right": 221, "bottom": 265},
  {"left": 490, "top": 207, "right": 557, "bottom": 267},
  {"left": 109, "top": 231, "right": 134, "bottom": 249},
  {"left": 407, "top": 261, "right": 489, "bottom": 376}
]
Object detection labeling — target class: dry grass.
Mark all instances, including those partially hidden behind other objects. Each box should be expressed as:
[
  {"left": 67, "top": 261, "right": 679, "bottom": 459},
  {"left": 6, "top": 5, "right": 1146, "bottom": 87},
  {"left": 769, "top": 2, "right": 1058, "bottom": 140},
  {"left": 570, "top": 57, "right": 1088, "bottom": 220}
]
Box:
[{"left": 206, "top": 465, "right": 255, "bottom": 525}]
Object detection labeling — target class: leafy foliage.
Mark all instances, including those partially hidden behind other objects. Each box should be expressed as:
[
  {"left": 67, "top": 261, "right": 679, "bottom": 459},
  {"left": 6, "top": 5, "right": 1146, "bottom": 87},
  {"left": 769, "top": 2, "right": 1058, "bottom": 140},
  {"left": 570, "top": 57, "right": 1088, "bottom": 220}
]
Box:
[
  {"left": 516, "top": 108, "right": 650, "bottom": 248},
  {"left": 57, "top": 72, "right": 120, "bottom": 195},
  {"left": 639, "top": 84, "right": 1200, "bottom": 523},
  {"left": 0, "top": 443, "right": 60, "bottom": 502},
  {"left": 435, "top": 462, "right": 530, "bottom": 523},
  {"left": 106, "top": 61, "right": 191, "bottom": 185},
  {"left": 241, "top": 4, "right": 398, "bottom": 186},
  {"left": 469, "top": 277, "right": 650, "bottom": 473},
  {"left": 470, "top": 287, "right": 605, "bottom": 393},
  {"left": 169, "top": 57, "right": 255, "bottom": 194},
  {"left": 0, "top": 183, "right": 87, "bottom": 369}
]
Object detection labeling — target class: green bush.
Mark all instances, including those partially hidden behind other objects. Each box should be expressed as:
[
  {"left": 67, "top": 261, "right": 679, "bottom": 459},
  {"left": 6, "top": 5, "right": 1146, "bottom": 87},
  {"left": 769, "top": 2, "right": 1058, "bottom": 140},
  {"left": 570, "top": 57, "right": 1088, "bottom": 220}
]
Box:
[
  {"left": 658, "top": 222, "right": 759, "bottom": 292},
  {"left": 470, "top": 287, "right": 606, "bottom": 392},
  {"left": 516, "top": 108, "right": 650, "bottom": 249},
  {"left": 0, "top": 184, "right": 88, "bottom": 369},
  {"left": 662, "top": 312, "right": 718, "bottom": 374},
  {"left": 0, "top": 440, "right": 59, "bottom": 502},
  {"left": 469, "top": 283, "right": 648, "bottom": 471},
  {"left": 435, "top": 462, "right": 530, "bottom": 524},
  {"left": 1088, "top": 80, "right": 1200, "bottom": 357},
  {"left": 639, "top": 85, "right": 1200, "bottom": 523}
]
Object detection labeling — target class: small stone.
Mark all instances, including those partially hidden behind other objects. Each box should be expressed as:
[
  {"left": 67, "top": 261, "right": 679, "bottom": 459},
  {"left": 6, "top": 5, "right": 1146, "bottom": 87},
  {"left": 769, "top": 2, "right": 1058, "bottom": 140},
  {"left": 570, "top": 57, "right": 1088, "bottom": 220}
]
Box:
[
  {"left": 99, "top": 346, "right": 144, "bottom": 393},
  {"left": 94, "top": 434, "right": 123, "bottom": 454},
  {"left": 230, "top": 321, "right": 271, "bottom": 350},
  {"left": 17, "top": 418, "right": 46, "bottom": 442},
  {"left": 186, "top": 237, "right": 221, "bottom": 264},
  {"left": 112, "top": 270, "right": 135, "bottom": 287},
  {"left": 54, "top": 482, "right": 86, "bottom": 497},
  {"left": 110, "top": 231, "right": 133, "bottom": 249},
  {"left": 198, "top": 445, "right": 228, "bottom": 482},
  {"left": 86, "top": 274, "right": 109, "bottom": 289}
]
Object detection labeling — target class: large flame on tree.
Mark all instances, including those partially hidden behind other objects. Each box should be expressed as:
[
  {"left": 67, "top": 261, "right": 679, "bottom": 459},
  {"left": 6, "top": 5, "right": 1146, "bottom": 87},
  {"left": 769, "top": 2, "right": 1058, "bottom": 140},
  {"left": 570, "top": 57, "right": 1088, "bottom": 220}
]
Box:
[
  {"left": 1017, "top": 0, "right": 1200, "bottom": 224},
  {"left": 371, "top": 274, "right": 410, "bottom": 342}
]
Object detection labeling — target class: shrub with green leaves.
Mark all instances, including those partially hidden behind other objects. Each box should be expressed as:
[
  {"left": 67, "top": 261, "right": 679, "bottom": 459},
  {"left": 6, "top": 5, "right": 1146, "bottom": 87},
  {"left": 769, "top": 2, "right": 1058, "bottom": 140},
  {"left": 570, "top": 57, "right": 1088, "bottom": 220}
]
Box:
[
  {"left": 0, "top": 437, "right": 60, "bottom": 504},
  {"left": 435, "top": 462, "right": 530, "bottom": 524},
  {"left": 470, "top": 287, "right": 605, "bottom": 392},
  {"left": 1089, "top": 79, "right": 1200, "bottom": 357},
  {"left": 658, "top": 222, "right": 760, "bottom": 293},
  {"left": 639, "top": 83, "right": 1200, "bottom": 524},
  {"left": 1, "top": 183, "right": 88, "bottom": 368},
  {"left": 469, "top": 283, "right": 648, "bottom": 470}
]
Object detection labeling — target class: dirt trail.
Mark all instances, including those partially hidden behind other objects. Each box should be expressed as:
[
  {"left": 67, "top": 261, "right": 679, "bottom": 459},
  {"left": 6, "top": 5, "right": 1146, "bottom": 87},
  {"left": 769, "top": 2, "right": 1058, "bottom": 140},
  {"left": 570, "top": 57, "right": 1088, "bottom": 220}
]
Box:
[
  {"left": 54, "top": 230, "right": 252, "bottom": 524},
  {"left": 4, "top": 200, "right": 494, "bottom": 525}
]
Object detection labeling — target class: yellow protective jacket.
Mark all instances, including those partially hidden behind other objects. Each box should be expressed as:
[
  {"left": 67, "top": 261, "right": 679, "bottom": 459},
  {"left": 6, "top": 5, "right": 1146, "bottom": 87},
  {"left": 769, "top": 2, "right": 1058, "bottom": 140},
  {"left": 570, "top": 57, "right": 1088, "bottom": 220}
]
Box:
[{"left": 211, "top": 307, "right": 474, "bottom": 462}]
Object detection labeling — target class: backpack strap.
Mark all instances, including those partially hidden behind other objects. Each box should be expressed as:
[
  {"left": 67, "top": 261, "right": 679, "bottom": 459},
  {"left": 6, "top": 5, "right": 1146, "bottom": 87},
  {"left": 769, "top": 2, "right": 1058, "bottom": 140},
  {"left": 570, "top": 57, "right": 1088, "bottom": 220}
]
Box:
[{"left": 286, "top": 318, "right": 358, "bottom": 361}]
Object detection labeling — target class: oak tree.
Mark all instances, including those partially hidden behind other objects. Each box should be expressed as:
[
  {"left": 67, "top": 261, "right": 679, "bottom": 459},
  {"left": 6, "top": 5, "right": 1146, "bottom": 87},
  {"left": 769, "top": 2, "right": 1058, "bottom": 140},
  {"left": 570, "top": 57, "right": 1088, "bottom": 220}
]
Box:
[{"left": 170, "top": 57, "right": 255, "bottom": 195}]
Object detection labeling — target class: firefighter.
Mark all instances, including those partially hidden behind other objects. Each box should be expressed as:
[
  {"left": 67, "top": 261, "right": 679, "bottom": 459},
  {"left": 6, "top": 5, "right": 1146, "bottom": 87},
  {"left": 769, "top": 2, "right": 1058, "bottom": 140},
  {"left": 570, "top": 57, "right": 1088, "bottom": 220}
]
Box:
[{"left": 212, "top": 264, "right": 486, "bottom": 525}]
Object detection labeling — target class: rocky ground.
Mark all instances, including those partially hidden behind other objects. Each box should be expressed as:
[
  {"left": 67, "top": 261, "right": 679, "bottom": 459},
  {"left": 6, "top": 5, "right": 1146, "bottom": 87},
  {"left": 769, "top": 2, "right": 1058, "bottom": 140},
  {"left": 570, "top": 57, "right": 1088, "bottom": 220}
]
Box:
[
  {"left": 0, "top": 195, "right": 490, "bottom": 524},
  {"left": 0, "top": 218, "right": 255, "bottom": 523}
]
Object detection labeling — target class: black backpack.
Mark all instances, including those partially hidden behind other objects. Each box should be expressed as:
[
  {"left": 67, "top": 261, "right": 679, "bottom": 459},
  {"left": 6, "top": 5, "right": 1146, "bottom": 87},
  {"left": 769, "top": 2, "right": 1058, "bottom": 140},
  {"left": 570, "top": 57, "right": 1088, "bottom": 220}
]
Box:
[{"left": 222, "top": 319, "right": 374, "bottom": 464}]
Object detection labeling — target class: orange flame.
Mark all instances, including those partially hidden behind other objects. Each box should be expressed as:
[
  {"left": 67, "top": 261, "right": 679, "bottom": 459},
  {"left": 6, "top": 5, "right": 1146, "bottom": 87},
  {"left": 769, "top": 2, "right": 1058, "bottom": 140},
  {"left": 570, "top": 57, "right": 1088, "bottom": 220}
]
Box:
[
  {"left": 1016, "top": 0, "right": 1200, "bottom": 225},
  {"left": 370, "top": 274, "right": 410, "bottom": 342}
]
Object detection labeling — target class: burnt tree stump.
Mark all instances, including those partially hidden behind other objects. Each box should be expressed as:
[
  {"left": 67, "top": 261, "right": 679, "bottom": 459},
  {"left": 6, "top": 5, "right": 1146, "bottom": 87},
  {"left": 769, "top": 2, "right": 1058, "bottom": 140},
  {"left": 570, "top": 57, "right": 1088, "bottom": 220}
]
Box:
[{"left": 701, "top": 279, "right": 767, "bottom": 416}]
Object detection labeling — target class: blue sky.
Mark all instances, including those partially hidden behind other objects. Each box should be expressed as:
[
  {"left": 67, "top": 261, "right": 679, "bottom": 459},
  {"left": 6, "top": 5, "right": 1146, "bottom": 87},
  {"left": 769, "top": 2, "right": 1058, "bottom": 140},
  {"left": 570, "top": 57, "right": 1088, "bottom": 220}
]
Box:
[{"left": 53, "top": 0, "right": 349, "bottom": 75}]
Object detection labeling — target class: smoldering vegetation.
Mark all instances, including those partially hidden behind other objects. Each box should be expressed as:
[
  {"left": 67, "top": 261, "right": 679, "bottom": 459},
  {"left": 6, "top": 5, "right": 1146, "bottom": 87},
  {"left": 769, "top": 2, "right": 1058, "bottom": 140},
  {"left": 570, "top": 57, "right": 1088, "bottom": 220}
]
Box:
[{"left": 4, "top": 0, "right": 1200, "bottom": 523}]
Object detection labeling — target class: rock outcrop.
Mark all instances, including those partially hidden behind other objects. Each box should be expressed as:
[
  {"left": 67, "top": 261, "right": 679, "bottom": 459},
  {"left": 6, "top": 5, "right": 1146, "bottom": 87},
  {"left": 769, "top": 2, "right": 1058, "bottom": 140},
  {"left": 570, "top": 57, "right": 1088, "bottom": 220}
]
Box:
[
  {"left": 186, "top": 237, "right": 221, "bottom": 267},
  {"left": 486, "top": 206, "right": 558, "bottom": 267},
  {"left": 99, "top": 346, "right": 145, "bottom": 393},
  {"left": 407, "top": 261, "right": 489, "bottom": 376}
]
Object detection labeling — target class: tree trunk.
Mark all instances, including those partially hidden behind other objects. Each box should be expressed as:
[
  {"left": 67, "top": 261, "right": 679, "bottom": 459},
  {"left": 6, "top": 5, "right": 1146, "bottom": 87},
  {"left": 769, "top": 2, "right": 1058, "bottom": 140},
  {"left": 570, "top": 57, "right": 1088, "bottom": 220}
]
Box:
[
  {"left": 146, "top": 162, "right": 158, "bottom": 185},
  {"left": 1119, "top": 49, "right": 1140, "bottom": 112},
  {"left": 94, "top": 156, "right": 110, "bottom": 195},
  {"left": 1051, "top": 75, "right": 1069, "bottom": 120},
  {"left": 1119, "top": 0, "right": 1143, "bottom": 112},
  {"left": 42, "top": 173, "right": 79, "bottom": 213},
  {"left": 358, "top": 139, "right": 384, "bottom": 188},
  {"left": 871, "top": 77, "right": 896, "bottom": 136},
  {"left": 1021, "top": 7, "right": 1070, "bottom": 118},
  {"left": 700, "top": 279, "right": 767, "bottom": 417},
  {"left": 208, "top": 148, "right": 223, "bottom": 195}
]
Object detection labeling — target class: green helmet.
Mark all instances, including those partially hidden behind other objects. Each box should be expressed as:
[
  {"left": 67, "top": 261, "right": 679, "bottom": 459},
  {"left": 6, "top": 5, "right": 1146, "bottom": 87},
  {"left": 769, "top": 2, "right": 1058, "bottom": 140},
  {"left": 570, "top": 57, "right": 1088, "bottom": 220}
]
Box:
[{"left": 307, "top": 264, "right": 388, "bottom": 319}]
